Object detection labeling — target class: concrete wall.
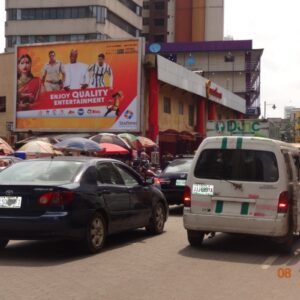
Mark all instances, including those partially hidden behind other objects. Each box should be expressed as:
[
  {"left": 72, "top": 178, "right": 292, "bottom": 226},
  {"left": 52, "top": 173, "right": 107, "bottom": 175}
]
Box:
[
  {"left": 167, "top": 0, "right": 176, "bottom": 42},
  {"left": 158, "top": 85, "right": 197, "bottom": 132},
  {"left": 205, "top": 0, "right": 224, "bottom": 41}
]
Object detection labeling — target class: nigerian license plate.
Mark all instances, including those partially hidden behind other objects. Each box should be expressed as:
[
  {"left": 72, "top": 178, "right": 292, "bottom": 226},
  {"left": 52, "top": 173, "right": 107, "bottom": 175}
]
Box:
[
  {"left": 176, "top": 179, "right": 186, "bottom": 186},
  {"left": 0, "top": 197, "right": 22, "bottom": 208}
]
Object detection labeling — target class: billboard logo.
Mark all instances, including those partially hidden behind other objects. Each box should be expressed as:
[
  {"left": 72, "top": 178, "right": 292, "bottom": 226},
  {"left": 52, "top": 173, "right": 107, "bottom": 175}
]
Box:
[
  {"left": 77, "top": 108, "right": 85, "bottom": 116},
  {"left": 68, "top": 110, "right": 75, "bottom": 115},
  {"left": 124, "top": 110, "right": 134, "bottom": 120}
]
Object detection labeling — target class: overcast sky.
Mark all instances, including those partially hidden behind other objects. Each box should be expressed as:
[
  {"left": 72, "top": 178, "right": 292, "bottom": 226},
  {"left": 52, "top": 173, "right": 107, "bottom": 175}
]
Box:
[{"left": 0, "top": 0, "right": 299, "bottom": 118}]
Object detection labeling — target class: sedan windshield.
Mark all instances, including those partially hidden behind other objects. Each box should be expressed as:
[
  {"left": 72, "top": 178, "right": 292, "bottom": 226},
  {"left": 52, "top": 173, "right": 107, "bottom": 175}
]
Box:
[
  {"left": 164, "top": 159, "right": 193, "bottom": 174},
  {"left": 0, "top": 160, "right": 84, "bottom": 184}
]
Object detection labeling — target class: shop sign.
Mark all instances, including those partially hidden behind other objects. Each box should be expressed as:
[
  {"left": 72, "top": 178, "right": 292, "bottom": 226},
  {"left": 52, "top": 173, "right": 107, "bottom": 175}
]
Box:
[
  {"left": 206, "top": 80, "right": 222, "bottom": 100},
  {"left": 207, "top": 120, "right": 270, "bottom": 137}
]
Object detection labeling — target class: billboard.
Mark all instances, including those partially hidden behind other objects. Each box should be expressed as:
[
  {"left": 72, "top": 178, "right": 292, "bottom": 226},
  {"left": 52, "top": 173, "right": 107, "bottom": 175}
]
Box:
[{"left": 15, "top": 39, "right": 142, "bottom": 132}]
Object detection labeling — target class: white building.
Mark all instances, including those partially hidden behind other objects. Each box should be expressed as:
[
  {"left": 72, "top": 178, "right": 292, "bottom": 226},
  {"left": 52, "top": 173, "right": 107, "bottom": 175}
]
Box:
[{"left": 5, "top": 0, "right": 143, "bottom": 51}]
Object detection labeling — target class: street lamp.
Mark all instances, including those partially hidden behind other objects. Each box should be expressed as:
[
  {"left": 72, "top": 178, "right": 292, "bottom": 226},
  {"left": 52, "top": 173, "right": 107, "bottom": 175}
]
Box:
[{"left": 263, "top": 101, "right": 276, "bottom": 119}]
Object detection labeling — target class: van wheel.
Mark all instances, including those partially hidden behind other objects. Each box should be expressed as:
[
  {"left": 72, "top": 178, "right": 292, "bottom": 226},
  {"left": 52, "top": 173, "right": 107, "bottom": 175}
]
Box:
[
  {"left": 187, "top": 230, "right": 204, "bottom": 247},
  {"left": 0, "top": 239, "right": 9, "bottom": 250}
]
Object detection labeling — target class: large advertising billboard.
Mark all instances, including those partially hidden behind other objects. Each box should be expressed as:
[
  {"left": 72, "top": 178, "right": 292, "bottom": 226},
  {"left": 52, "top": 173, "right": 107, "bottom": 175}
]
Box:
[{"left": 15, "top": 39, "right": 142, "bottom": 132}]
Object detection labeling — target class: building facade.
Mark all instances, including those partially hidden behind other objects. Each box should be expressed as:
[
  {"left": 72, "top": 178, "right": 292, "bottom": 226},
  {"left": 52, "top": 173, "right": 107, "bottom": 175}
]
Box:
[
  {"left": 147, "top": 40, "right": 263, "bottom": 117},
  {"left": 142, "top": 0, "right": 224, "bottom": 43},
  {"left": 5, "top": 0, "right": 143, "bottom": 51}
]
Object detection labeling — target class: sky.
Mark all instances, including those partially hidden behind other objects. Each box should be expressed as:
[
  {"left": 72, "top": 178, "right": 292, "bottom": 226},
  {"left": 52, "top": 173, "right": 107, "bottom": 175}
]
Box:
[{"left": 0, "top": 0, "right": 299, "bottom": 118}]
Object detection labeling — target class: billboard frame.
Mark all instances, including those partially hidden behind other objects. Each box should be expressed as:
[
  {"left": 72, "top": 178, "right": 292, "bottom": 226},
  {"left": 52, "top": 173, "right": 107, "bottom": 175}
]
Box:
[{"left": 13, "top": 37, "right": 145, "bottom": 133}]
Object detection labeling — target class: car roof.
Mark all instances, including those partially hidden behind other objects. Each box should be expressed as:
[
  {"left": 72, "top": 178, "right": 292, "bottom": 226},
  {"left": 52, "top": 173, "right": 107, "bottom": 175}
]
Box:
[{"left": 22, "top": 156, "right": 121, "bottom": 164}]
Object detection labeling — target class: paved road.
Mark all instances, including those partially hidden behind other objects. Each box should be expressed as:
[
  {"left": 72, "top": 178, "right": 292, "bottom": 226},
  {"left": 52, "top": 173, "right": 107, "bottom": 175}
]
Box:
[{"left": 0, "top": 206, "right": 300, "bottom": 300}]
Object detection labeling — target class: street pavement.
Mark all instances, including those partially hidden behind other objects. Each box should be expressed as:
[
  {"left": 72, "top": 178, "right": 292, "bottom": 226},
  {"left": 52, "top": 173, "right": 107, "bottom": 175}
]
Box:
[{"left": 0, "top": 206, "right": 300, "bottom": 300}]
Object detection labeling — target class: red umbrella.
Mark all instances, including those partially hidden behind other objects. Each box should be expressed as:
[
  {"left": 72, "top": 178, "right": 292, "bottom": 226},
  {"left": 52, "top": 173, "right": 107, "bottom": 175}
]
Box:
[{"left": 99, "top": 143, "right": 129, "bottom": 155}]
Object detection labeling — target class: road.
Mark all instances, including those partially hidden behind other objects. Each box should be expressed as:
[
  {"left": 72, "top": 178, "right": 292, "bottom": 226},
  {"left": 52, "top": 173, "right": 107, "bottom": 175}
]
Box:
[{"left": 0, "top": 206, "right": 300, "bottom": 300}]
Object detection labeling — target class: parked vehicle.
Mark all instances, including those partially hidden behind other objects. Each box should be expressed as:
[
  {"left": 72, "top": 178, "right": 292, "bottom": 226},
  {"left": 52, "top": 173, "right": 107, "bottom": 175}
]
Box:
[
  {"left": 155, "top": 157, "right": 193, "bottom": 205},
  {"left": 0, "top": 157, "right": 168, "bottom": 253},
  {"left": 0, "top": 156, "right": 22, "bottom": 172},
  {"left": 183, "top": 136, "right": 300, "bottom": 252}
]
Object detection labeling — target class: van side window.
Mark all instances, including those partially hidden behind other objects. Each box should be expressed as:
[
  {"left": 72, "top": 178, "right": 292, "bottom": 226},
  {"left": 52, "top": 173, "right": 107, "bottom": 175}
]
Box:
[
  {"left": 194, "top": 149, "right": 279, "bottom": 182},
  {"left": 283, "top": 153, "right": 293, "bottom": 181},
  {"left": 292, "top": 155, "right": 300, "bottom": 180}
]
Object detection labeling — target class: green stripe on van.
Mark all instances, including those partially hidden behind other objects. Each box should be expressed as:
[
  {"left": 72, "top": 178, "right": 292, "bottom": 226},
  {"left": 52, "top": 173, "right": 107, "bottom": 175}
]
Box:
[
  {"left": 215, "top": 201, "right": 223, "bottom": 213},
  {"left": 221, "top": 137, "right": 228, "bottom": 149},
  {"left": 241, "top": 203, "right": 249, "bottom": 215},
  {"left": 236, "top": 137, "right": 243, "bottom": 149}
]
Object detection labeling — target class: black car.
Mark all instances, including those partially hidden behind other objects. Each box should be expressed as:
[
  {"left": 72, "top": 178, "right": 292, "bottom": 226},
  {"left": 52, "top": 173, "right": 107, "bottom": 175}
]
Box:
[
  {"left": 0, "top": 157, "right": 168, "bottom": 253},
  {"left": 155, "top": 157, "right": 193, "bottom": 205}
]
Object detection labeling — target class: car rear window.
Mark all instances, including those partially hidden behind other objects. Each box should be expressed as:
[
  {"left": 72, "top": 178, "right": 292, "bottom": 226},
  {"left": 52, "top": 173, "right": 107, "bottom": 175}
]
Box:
[
  {"left": 194, "top": 149, "right": 279, "bottom": 182},
  {"left": 164, "top": 159, "right": 192, "bottom": 174},
  {"left": 0, "top": 160, "right": 84, "bottom": 184}
]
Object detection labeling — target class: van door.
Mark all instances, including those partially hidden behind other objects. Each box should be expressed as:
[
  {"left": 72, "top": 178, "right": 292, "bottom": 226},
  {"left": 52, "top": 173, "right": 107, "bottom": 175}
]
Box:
[
  {"left": 191, "top": 142, "right": 282, "bottom": 221},
  {"left": 289, "top": 152, "right": 300, "bottom": 232}
]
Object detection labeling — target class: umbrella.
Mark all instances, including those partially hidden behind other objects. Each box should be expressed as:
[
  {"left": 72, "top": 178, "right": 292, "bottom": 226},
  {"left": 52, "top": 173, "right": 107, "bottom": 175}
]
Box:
[
  {"left": 99, "top": 143, "right": 129, "bottom": 155},
  {"left": 54, "top": 137, "right": 102, "bottom": 153},
  {"left": 90, "top": 133, "right": 131, "bottom": 149},
  {"left": 137, "top": 136, "right": 157, "bottom": 148},
  {"left": 18, "top": 141, "right": 56, "bottom": 154},
  {"left": 15, "top": 136, "right": 59, "bottom": 148},
  {"left": 118, "top": 133, "right": 139, "bottom": 149},
  {"left": 0, "top": 138, "right": 14, "bottom": 155}
]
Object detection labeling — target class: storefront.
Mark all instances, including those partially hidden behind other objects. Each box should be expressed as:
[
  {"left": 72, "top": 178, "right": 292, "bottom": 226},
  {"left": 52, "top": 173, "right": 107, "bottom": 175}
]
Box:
[{"left": 144, "top": 55, "right": 246, "bottom": 155}]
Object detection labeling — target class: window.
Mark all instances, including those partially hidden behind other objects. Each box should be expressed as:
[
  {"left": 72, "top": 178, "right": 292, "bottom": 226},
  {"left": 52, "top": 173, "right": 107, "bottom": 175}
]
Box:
[
  {"left": 194, "top": 149, "right": 279, "bottom": 182},
  {"left": 164, "top": 159, "right": 192, "bottom": 174},
  {"left": 115, "top": 165, "right": 140, "bottom": 187},
  {"left": 107, "top": 11, "right": 138, "bottom": 36},
  {"left": 20, "top": 36, "right": 29, "bottom": 44},
  {"left": 164, "top": 97, "right": 171, "bottom": 114},
  {"left": 178, "top": 102, "right": 184, "bottom": 115},
  {"left": 155, "top": 1, "right": 165, "bottom": 9},
  {"left": 143, "top": 18, "right": 149, "bottom": 25},
  {"left": 143, "top": 1, "right": 150, "bottom": 9},
  {"left": 188, "top": 105, "right": 194, "bottom": 126},
  {"left": 50, "top": 8, "right": 57, "bottom": 19},
  {"left": 154, "top": 35, "right": 165, "bottom": 42},
  {"left": 154, "top": 18, "right": 164, "bottom": 26},
  {"left": 0, "top": 97, "right": 6, "bottom": 113},
  {"left": 96, "top": 163, "right": 123, "bottom": 185}
]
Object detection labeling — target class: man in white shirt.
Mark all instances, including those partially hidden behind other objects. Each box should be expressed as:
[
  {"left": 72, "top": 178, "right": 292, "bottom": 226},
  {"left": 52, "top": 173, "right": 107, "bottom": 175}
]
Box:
[
  {"left": 63, "top": 49, "right": 88, "bottom": 91},
  {"left": 42, "top": 50, "right": 64, "bottom": 91},
  {"left": 88, "top": 53, "right": 113, "bottom": 89}
]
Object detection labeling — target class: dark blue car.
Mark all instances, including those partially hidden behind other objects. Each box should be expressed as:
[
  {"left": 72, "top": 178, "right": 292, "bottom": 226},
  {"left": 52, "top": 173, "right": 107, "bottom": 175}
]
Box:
[{"left": 0, "top": 157, "right": 168, "bottom": 253}]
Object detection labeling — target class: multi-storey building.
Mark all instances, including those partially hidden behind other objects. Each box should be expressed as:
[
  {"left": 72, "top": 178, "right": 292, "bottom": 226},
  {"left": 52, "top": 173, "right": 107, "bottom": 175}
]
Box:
[
  {"left": 5, "top": 0, "right": 143, "bottom": 51},
  {"left": 147, "top": 40, "right": 263, "bottom": 116},
  {"left": 142, "top": 0, "right": 224, "bottom": 43}
]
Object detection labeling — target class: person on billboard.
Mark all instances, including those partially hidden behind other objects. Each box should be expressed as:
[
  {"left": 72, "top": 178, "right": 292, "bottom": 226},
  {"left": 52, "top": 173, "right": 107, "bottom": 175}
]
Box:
[
  {"left": 41, "top": 50, "right": 64, "bottom": 91},
  {"left": 63, "top": 49, "right": 89, "bottom": 91},
  {"left": 17, "top": 54, "right": 43, "bottom": 111},
  {"left": 88, "top": 53, "right": 113, "bottom": 89},
  {"left": 104, "top": 91, "right": 122, "bottom": 117}
]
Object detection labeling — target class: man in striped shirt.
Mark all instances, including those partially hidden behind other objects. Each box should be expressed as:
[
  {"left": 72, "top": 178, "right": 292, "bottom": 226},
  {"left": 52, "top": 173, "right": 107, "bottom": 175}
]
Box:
[{"left": 88, "top": 53, "right": 113, "bottom": 89}]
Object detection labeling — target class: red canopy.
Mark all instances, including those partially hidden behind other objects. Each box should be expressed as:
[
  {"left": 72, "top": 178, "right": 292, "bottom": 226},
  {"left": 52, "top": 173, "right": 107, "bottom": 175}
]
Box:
[{"left": 99, "top": 143, "right": 129, "bottom": 155}]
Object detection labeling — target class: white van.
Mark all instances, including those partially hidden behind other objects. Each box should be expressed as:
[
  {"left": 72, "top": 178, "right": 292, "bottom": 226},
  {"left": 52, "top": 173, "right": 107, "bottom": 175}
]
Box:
[{"left": 183, "top": 136, "right": 300, "bottom": 251}]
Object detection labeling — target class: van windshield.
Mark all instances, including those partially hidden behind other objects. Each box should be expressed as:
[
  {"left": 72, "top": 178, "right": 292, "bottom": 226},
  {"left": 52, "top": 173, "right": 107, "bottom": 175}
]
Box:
[{"left": 194, "top": 149, "right": 279, "bottom": 182}]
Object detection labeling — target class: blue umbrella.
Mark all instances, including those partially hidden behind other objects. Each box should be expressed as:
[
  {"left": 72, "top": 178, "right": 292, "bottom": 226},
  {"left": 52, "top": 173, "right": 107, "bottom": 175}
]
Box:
[{"left": 53, "top": 137, "right": 102, "bottom": 153}]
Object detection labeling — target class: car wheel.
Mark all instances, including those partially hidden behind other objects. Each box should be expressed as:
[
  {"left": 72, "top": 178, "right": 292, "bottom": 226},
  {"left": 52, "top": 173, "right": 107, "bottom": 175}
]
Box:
[
  {"left": 187, "top": 230, "right": 204, "bottom": 247},
  {"left": 146, "top": 202, "right": 166, "bottom": 234},
  {"left": 83, "top": 213, "right": 106, "bottom": 254},
  {"left": 0, "top": 239, "right": 9, "bottom": 250}
]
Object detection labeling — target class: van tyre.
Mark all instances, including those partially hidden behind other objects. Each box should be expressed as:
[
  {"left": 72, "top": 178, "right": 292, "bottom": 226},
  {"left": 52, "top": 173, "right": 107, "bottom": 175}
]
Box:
[
  {"left": 82, "top": 213, "right": 106, "bottom": 254},
  {"left": 275, "top": 232, "right": 293, "bottom": 254},
  {"left": 187, "top": 230, "right": 204, "bottom": 247},
  {"left": 146, "top": 202, "right": 166, "bottom": 234},
  {"left": 0, "top": 239, "right": 9, "bottom": 250}
]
